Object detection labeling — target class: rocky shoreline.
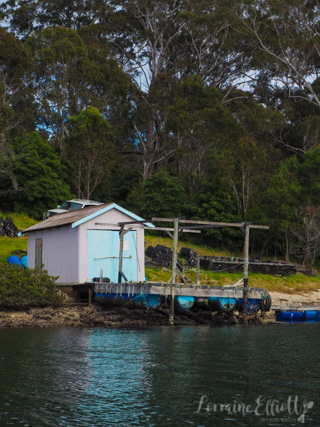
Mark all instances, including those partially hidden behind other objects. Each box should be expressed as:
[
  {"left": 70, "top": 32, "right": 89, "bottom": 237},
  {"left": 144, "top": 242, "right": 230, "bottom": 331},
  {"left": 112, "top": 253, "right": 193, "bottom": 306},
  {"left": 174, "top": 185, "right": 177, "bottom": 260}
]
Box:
[
  {"left": 0, "top": 304, "right": 272, "bottom": 328},
  {"left": 1, "top": 290, "right": 319, "bottom": 328}
]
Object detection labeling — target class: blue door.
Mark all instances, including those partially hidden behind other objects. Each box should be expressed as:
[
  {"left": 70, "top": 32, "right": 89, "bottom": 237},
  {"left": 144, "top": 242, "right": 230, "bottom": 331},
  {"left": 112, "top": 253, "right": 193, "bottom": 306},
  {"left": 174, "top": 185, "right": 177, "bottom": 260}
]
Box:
[{"left": 87, "top": 230, "right": 138, "bottom": 283}]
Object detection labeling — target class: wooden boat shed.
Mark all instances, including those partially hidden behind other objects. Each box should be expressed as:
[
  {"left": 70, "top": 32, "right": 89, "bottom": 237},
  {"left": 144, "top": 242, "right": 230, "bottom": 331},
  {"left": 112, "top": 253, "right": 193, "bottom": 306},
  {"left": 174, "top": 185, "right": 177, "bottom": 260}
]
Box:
[{"left": 24, "top": 203, "right": 153, "bottom": 284}]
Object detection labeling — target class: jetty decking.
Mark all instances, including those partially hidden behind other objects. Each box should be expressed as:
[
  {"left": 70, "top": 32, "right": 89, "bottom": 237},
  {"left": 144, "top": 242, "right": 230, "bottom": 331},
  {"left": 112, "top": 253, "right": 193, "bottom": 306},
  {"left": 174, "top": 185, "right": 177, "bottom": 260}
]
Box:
[{"left": 93, "top": 282, "right": 267, "bottom": 299}]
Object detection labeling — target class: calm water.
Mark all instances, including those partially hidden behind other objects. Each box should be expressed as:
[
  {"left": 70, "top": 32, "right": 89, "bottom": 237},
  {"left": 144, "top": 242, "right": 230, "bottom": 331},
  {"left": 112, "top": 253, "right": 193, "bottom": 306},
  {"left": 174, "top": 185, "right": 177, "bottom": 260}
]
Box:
[{"left": 0, "top": 324, "right": 319, "bottom": 427}]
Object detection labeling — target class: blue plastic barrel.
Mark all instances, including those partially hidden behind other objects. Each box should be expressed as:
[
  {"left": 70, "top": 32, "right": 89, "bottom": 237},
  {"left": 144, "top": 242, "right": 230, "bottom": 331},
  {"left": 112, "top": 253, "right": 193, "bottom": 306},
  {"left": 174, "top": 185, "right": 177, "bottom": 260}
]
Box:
[
  {"left": 247, "top": 298, "right": 261, "bottom": 312},
  {"left": 194, "top": 297, "right": 209, "bottom": 310},
  {"left": 237, "top": 298, "right": 261, "bottom": 312},
  {"left": 175, "top": 295, "right": 195, "bottom": 310},
  {"left": 96, "top": 292, "right": 118, "bottom": 305},
  {"left": 207, "top": 297, "right": 219, "bottom": 311},
  {"left": 20, "top": 255, "right": 28, "bottom": 268},
  {"left": 304, "top": 311, "right": 320, "bottom": 321},
  {"left": 7, "top": 255, "right": 23, "bottom": 267},
  {"left": 137, "top": 294, "right": 161, "bottom": 307},
  {"left": 217, "top": 297, "right": 237, "bottom": 312},
  {"left": 94, "top": 292, "right": 103, "bottom": 302},
  {"left": 276, "top": 311, "right": 304, "bottom": 322}
]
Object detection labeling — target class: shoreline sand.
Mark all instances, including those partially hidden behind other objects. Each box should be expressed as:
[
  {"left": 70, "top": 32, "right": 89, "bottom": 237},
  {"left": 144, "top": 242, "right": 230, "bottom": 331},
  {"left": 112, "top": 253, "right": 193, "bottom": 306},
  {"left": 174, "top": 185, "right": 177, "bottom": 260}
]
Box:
[{"left": 269, "top": 290, "right": 320, "bottom": 307}]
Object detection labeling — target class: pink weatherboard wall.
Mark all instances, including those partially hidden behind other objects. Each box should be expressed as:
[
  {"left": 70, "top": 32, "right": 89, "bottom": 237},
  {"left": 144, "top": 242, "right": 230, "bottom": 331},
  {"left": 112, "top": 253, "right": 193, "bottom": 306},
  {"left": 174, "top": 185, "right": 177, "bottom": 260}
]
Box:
[{"left": 27, "top": 205, "right": 147, "bottom": 284}]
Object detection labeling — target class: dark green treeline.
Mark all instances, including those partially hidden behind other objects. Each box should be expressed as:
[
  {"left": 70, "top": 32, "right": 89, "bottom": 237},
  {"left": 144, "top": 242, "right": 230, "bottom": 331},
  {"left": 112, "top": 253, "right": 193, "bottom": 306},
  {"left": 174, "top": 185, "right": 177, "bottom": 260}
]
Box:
[{"left": 1, "top": 0, "right": 320, "bottom": 266}]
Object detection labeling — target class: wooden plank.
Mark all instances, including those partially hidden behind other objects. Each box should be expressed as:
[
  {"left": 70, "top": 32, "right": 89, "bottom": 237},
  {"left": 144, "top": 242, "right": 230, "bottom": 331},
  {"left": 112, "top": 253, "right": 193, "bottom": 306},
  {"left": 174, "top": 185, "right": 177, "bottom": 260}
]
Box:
[
  {"left": 179, "top": 224, "right": 225, "bottom": 229},
  {"left": 88, "top": 286, "right": 92, "bottom": 306},
  {"left": 152, "top": 217, "right": 180, "bottom": 222},
  {"left": 152, "top": 217, "right": 269, "bottom": 230},
  {"left": 35, "top": 238, "right": 43, "bottom": 268},
  {"left": 176, "top": 267, "right": 188, "bottom": 286},
  {"left": 153, "top": 218, "right": 251, "bottom": 227},
  {"left": 93, "top": 283, "right": 264, "bottom": 298},
  {"left": 179, "top": 219, "right": 252, "bottom": 227},
  {"left": 118, "top": 219, "right": 152, "bottom": 225},
  {"left": 169, "top": 219, "right": 179, "bottom": 326},
  {"left": 243, "top": 224, "right": 250, "bottom": 314},
  {"left": 166, "top": 230, "right": 174, "bottom": 239},
  {"left": 273, "top": 306, "right": 320, "bottom": 311},
  {"left": 146, "top": 227, "right": 201, "bottom": 233},
  {"left": 95, "top": 222, "right": 121, "bottom": 227}
]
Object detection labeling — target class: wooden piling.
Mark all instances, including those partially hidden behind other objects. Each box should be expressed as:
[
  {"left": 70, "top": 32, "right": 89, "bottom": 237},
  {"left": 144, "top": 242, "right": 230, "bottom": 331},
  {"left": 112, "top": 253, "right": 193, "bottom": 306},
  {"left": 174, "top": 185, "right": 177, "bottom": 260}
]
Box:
[
  {"left": 118, "top": 225, "right": 124, "bottom": 283},
  {"left": 243, "top": 224, "right": 250, "bottom": 315},
  {"left": 196, "top": 256, "right": 200, "bottom": 285},
  {"left": 169, "top": 218, "right": 179, "bottom": 326},
  {"left": 88, "top": 285, "right": 92, "bottom": 306}
]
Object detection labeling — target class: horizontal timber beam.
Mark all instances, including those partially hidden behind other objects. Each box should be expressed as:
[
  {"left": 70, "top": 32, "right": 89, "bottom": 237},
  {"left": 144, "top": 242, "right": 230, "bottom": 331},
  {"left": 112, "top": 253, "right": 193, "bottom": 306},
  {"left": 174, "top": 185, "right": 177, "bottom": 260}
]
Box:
[
  {"left": 146, "top": 227, "right": 201, "bottom": 234},
  {"left": 152, "top": 218, "right": 269, "bottom": 230}
]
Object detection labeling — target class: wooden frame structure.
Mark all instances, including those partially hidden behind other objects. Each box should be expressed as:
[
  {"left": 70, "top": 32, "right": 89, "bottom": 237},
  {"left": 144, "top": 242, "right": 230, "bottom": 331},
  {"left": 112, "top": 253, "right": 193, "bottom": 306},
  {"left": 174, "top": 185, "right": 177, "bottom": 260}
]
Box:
[{"left": 117, "top": 217, "right": 269, "bottom": 324}]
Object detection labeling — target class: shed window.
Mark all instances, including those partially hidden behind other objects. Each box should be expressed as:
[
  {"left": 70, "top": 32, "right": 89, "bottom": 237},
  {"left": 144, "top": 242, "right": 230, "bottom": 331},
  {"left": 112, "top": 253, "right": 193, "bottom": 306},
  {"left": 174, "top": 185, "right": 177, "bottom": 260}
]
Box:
[{"left": 35, "top": 238, "right": 43, "bottom": 268}]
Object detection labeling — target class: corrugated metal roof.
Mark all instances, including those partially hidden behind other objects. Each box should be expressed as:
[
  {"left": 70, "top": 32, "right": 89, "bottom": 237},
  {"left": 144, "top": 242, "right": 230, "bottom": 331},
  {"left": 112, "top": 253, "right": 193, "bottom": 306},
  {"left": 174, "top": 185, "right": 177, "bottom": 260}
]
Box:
[
  {"left": 24, "top": 202, "right": 114, "bottom": 233},
  {"left": 24, "top": 202, "right": 154, "bottom": 233}
]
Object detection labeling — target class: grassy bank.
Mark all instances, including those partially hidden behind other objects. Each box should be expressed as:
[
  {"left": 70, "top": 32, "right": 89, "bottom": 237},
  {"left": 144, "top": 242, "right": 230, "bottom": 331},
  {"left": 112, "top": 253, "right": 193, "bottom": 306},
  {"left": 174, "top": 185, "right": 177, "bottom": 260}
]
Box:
[
  {"left": 145, "top": 233, "right": 240, "bottom": 257},
  {"left": 0, "top": 212, "right": 37, "bottom": 264},
  {"left": 145, "top": 266, "right": 320, "bottom": 294},
  {"left": 145, "top": 233, "right": 320, "bottom": 294}
]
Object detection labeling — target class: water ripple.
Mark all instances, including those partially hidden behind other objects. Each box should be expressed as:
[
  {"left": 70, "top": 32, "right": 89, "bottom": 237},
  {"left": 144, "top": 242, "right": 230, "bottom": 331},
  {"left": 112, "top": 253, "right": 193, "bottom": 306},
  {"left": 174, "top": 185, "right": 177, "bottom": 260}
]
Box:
[{"left": 0, "top": 325, "right": 319, "bottom": 426}]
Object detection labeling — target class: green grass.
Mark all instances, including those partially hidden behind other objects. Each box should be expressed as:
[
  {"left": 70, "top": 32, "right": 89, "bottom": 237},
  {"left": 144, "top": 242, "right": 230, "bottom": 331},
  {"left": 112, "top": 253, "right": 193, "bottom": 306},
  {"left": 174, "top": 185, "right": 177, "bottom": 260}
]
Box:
[
  {"left": 145, "top": 233, "right": 320, "bottom": 293},
  {"left": 145, "top": 266, "right": 320, "bottom": 293},
  {"left": 1, "top": 212, "right": 38, "bottom": 230},
  {"left": 145, "top": 233, "right": 241, "bottom": 257},
  {"left": 0, "top": 212, "right": 38, "bottom": 264}
]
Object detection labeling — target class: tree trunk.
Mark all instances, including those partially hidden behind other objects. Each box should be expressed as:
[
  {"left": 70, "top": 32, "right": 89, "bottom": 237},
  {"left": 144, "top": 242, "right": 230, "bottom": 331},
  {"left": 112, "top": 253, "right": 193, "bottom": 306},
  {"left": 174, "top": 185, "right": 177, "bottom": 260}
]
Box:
[{"left": 284, "top": 229, "right": 290, "bottom": 263}]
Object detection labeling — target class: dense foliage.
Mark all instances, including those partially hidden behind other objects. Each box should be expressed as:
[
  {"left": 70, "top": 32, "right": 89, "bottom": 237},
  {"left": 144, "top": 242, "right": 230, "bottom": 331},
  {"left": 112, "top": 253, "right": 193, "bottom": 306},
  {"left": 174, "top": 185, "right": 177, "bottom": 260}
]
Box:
[
  {"left": 0, "top": 264, "right": 64, "bottom": 307},
  {"left": 2, "top": 1, "right": 320, "bottom": 266},
  {"left": 0, "top": 133, "right": 71, "bottom": 218}
]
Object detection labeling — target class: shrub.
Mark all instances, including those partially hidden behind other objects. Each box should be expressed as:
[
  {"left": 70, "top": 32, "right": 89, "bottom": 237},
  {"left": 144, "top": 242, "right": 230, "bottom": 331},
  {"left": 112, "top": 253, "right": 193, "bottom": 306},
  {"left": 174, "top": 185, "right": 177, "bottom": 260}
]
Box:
[{"left": 0, "top": 264, "right": 64, "bottom": 308}]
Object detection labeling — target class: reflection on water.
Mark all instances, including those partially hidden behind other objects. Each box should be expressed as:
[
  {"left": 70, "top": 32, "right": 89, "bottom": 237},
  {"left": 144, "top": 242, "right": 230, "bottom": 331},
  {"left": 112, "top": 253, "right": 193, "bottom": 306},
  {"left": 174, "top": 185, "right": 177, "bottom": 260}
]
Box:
[{"left": 0, "top": 324, "right": 319, "bottom": 426}]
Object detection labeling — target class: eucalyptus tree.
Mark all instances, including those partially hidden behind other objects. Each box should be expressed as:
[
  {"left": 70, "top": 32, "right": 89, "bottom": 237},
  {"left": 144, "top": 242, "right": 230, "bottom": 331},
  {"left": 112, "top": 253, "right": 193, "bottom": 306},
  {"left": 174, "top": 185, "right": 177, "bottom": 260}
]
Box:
[
  {"left": 0, "top": 25, "right": 34, "bottom": 134},
  {"left": 229, "top": 0, "right": 320, "bottom": 107},
  {"left": 265, "top": 146, "right": 320, "bottom": 265},
  {"left": 107, "top": 0, "right": 189, "bottom": 179},
  {"left": 172, "top": 0, "right": 252, "bottom": 97},
  {"left": 166, "top": 78, "right": 283, "bottom": 218},
  {"left": 0, "top": 0, "right": 263, "bottom": 180},
  {"left": 26, "top": 25, "right": 131, "bottom": 156},
  {"left": 215, "top": 0, "right": 320, "bottom": 161},
  {"left": 166, "top": 76, "right": 243, "bottom": 196},
  {"left": 0, "top": 25, "right": 35, "bottom": 193},
  {"left": 65, "top": 107, "right": 115, "bottom": 199},
  {"left": 0, "top": 0, "right": 112, "bottom": 35},
  {"left": 108, "top": 0, "right": 254, "bottom": 178},
  {"left": 27, "top": 27, "right": 90, "bottom": 153},
  {"left": 224, "top": 91, "right": 283, "bottom": 216}
]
